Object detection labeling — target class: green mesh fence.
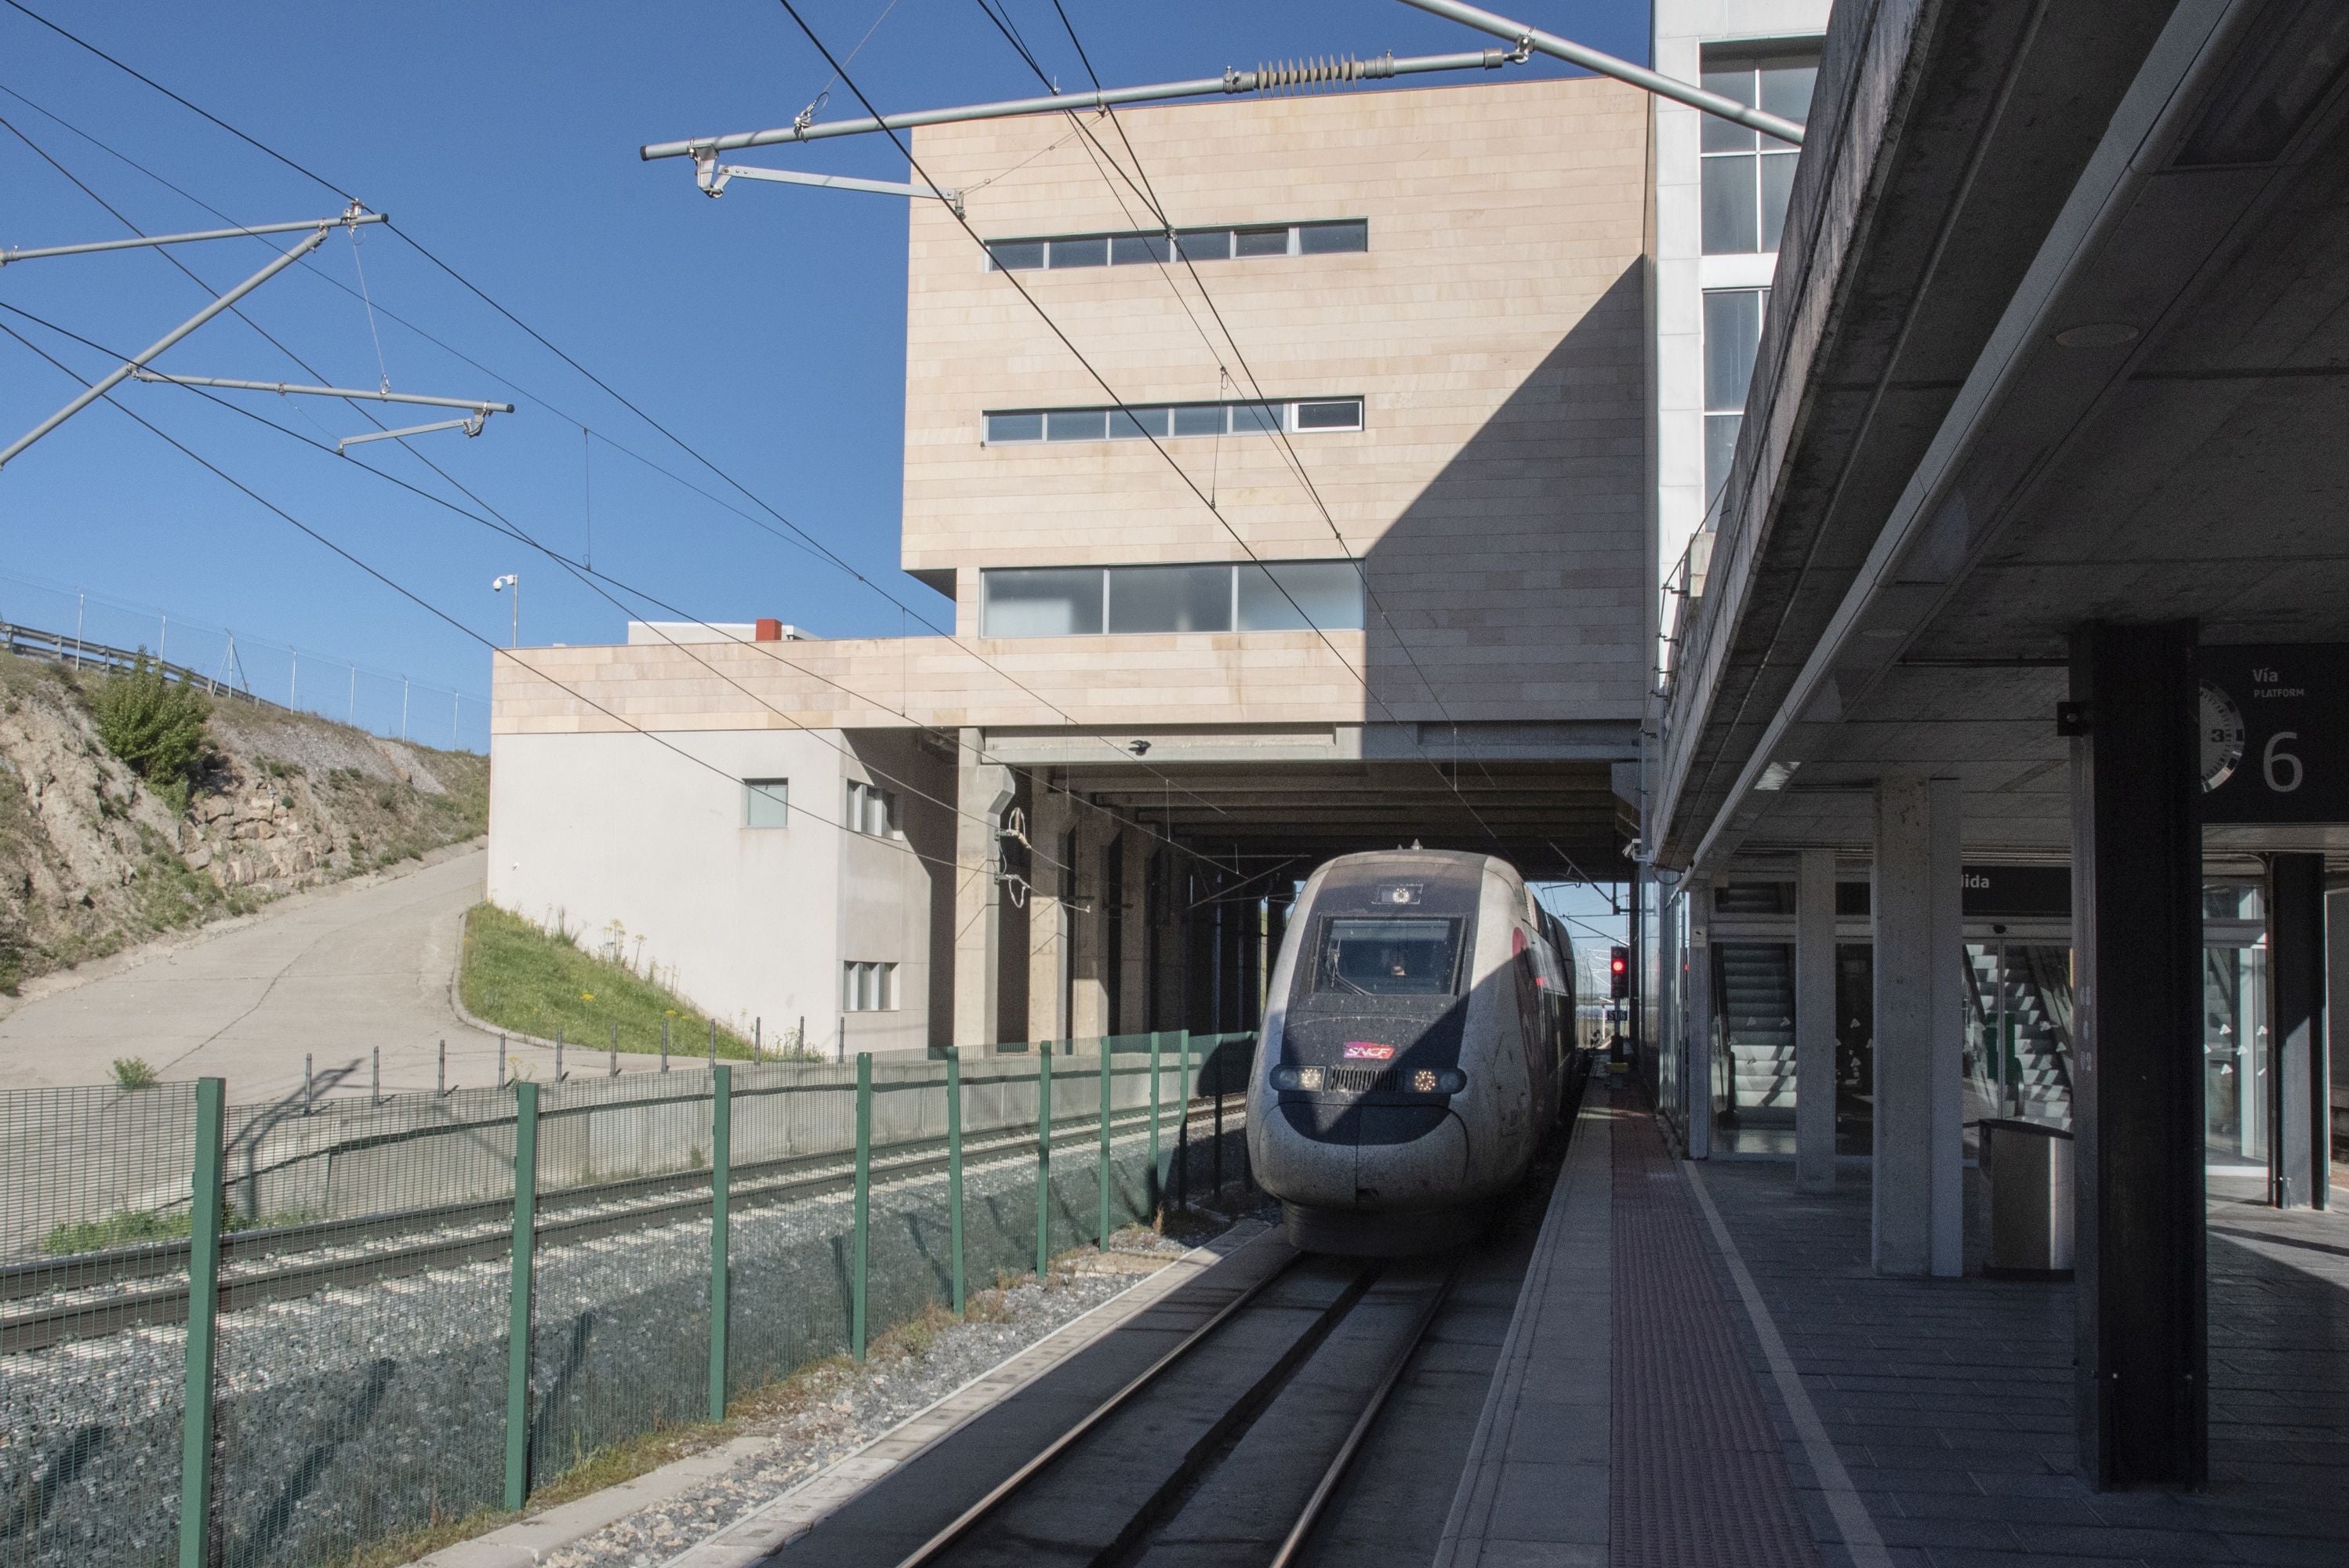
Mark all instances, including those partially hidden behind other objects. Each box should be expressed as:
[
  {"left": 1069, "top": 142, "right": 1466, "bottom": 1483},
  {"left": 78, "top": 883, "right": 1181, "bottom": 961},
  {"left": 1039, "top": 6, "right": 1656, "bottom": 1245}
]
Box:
[{"left": 0, "top": 1033, "right": 1254, "bottom": 1568}]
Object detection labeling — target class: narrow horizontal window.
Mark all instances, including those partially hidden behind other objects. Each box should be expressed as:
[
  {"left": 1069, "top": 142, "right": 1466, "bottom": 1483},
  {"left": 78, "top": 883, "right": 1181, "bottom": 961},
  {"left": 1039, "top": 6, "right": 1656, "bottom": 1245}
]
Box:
[
  {"left": 1294, "top": 398, "right": 1363, "bottom": 432},
  {"left": 987, "top": 222, "right": 1369, "bottom": 271},
  {"left": 1297, "top": 220, "right": 1368, "bottom": 255},
  {"left": 744, "top": 778, "right": 789, "bottom": 829},
  {"left": 982, "top": 397, "right": 1363, "bottom": 446},
  {"left": 844, "top": 960, "right": 899, "bottom": 1012},
  {"left": 981, "top": 561, "right": 1363, "bottom": 638},
  {"left": 984, "top": 411, "right": 1044, "bottom": 444}
]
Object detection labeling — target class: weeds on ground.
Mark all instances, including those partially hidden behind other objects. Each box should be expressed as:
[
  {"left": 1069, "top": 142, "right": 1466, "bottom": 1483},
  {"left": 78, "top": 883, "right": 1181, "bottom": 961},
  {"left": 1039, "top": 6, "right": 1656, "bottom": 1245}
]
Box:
[
  {"left": 111, "top": 1056, "right": 158, "bottom": 1089},
  {"left": 459, "top": 902, "right": 760, "bottom": 1058},
  {"left": 41, "top": 1202, "right": 317, "bottom": 1254},
  {"left": 89, "top": 656, "right": 211, "bottom": 815}
]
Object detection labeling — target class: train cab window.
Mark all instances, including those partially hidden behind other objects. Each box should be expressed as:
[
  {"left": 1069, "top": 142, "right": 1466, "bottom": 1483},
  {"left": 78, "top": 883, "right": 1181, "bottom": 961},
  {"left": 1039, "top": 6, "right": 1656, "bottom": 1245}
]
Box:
[{"left": 1316, "top": 917, "right": 1461, "bottom": 996}]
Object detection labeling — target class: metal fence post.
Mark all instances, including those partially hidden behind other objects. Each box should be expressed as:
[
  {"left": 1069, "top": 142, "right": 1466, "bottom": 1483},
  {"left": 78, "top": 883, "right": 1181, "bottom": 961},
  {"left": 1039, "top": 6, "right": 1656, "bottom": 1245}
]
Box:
[
  {"left": 663, "top": 1016, "right": 670, "bottom": 1073},
  {"left": 947, "top": 1046, "right": 965, "bottom": 1314},
  {"left": 177, "top": 1077, "right": 224, "bottom": 1568},
  {"left": 1035, "top": 1044, "right": 1053, "bottom": 1278},
  {"left": 497, "top": 1034, "right": 506, "bottom": 1090},
  {"left": 708, "top": 1018, "right": 717, "bottom": 1071},
  {"left": 371, "top": 1046, "right": 380, "bottom": 1106},
  {"left": 1148, "top": 1033, "right": 1164, "bottom": 1214},
  {"left": 503, "top": 1081, "right": 540, "bottom": 1511},
  {"left": 852, "top": 1052, "right": 871, "bottom": 1360},
  {"left": 1097, "top": 1047, "right": 1113, "bottom": 1250},
  {"left": 609, "top": 1022, "right": 619, "bottom": 1077},
  {"left": 1176, "top": 1033, "right": 1190, "bottom": 1212},
  {"left": 709, "top": 1065, "right": 732, "bottom": 1421},
  {"left": 555, "top": 1027, "right": 565, "bottom": 1083},
  {"left": 1211, "top": 1038, "right": 1225, "bottom": 1202}
]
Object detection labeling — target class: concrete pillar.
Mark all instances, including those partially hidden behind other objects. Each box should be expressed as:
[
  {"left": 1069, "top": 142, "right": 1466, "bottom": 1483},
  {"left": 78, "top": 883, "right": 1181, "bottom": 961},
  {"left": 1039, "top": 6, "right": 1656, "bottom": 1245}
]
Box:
[
  {"left": 2068, "top": 621, "right": 2205, "bottom": 1489},
  {"left": 1872, "top": 776, "right": 1962, "bottom": 1277},
  {"left": 951, "top": 731, "right": 1014, "bottom": 1051},
  {"left": 2267, "top": 854, "right": 2327, "bottom": 1209},
  {"left": 1795, "top": 850, "right": 1839, "bottom": 1191},
  {"left": 1120, "top": 831, "right": 1151, "bottom": 1034},
  {"left": 1686, "top": 880, "right": 1715, "bottom": 1160},
  {"left": 1069, "top": 809, "right": 1110, "bottom": 1040},
  {"left": 1026, "top": 782, "right": 1073, "bottom": 1046}
]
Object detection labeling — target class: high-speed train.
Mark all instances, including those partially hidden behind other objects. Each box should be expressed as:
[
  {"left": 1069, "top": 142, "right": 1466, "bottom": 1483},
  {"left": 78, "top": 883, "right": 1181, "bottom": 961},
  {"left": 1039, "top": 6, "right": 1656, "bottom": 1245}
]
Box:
[{"left": 1247, "top": 849, "right": 1578, "bottom": 1254}]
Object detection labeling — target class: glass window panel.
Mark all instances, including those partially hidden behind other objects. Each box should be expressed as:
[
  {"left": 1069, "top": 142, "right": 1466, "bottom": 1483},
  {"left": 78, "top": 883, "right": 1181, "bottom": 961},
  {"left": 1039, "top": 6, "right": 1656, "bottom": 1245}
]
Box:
[
  {"left": 1701, "top": 154, "right": 1759, "bottom": 255},
  {"left": 1045, "top": 408, "right": 1108, "bottom": 441},
  {"left": 1294, "top": 398, "right": 1362, "bottom": 431},
  {"left": 1759, "top": 63, "right": 1817, "bottom": 146},
  {"left": 1106, "top": 564, "right": 1233, "bottom": 633},
  {"left": 1702, "top": 289, "right": 1766, "bottom": 412},
  {"left": 1109, "top": 406, "right": 1171, "bottom": 439},
  {"left": 1316, "top": 916, "right": 1461, "bottom": 996},
  {"left": 1047, "top": 235, "right": 1107, "bottom": 268},
  {"left": 1171, "top": 404, "right": 1228, "bottom": 437},
  {"left": 984, "top": 411, "right": 1044, "bottom": 443},
  {"left": 1230, "top": 401, "right": 1283, "bottom": 435},
  {"left": 1233, "top": 227, "right": 1290, "bottom": 257},
  {"left": 1700, "top": 70, "right": 1758, "bottom": 151},
  {"left": 1298, "top": 220, "right": 1368, "bottom": 254},
  {"left": 1175, "top": 228, "right": 1232, "bottom": 261},
  {"left": 1111, "top": 232, "right": 1171, "bottom": 264},
  {"left": 745, "top": 779, "right": 789, "bottom": 829},
  {"left": 1759, "top": 151, "right": 1799, "bottom": 252},
  {"left": 982, "top": 567, "right": 1104, "bottom": 636},
  {"left": 988, "top": 239, "right": 1045, "bottom": 270},
  {"left": 1704, "top": 413, "right": 1743, "bottom": 503},
  {"left": 1237, "top": 561, "right": 1363, "bottom": 632}
]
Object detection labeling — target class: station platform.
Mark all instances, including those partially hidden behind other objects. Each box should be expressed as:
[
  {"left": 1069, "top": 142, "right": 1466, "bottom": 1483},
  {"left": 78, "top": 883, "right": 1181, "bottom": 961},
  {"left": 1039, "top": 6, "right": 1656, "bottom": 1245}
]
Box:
[{"left": 1454, "top": 1080, "right": 2349, "bottom": 1566}]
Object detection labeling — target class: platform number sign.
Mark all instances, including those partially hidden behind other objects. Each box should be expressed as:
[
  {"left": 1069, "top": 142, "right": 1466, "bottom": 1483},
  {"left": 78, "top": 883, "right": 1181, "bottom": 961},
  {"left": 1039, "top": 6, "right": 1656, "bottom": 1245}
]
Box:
[{"left": 2198, "top": 645, "right": 2347, "bottom": 823}]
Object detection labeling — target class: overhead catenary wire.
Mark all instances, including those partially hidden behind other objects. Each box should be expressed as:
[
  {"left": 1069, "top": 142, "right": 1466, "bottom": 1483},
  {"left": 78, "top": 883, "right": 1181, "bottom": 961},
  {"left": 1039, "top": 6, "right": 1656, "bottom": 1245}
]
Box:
[{"left": 0, "top": 59, "right": 1242, "bottom": 842}]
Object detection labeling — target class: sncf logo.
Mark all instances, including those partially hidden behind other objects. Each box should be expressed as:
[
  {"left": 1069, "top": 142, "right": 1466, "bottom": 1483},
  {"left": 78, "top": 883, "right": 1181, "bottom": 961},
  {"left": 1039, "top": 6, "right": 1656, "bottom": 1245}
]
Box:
[{"left": 1343, "top": 1042, "right": 1396, "bottom": 1061}]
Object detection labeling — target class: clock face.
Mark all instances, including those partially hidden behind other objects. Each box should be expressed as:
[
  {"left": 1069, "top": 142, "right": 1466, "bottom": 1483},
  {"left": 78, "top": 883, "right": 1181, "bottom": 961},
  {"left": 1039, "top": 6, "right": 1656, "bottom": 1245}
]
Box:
[{"left": 2200, "top": 680, "right": 2246, "bottom": 793}]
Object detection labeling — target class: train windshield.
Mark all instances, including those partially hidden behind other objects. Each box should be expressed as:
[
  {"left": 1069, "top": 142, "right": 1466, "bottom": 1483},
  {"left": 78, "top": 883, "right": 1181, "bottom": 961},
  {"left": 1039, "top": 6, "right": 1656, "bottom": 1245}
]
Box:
[{"left": 1315, "top": 917, "right": 1461, "bottom": 996}]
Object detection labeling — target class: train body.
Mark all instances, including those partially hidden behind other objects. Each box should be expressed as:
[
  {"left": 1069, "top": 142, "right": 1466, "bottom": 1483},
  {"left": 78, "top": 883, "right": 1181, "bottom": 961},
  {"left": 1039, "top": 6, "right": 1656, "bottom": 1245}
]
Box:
[{"left": 1246, "top": 849, "right": 1577, "bottom": 1254}]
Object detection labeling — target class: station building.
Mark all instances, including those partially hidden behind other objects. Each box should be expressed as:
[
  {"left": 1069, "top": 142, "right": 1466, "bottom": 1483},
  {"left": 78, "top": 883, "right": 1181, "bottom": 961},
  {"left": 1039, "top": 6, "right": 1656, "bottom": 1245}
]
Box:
[{"left": 489, "top": 71, "right": 1657, "bottom": 1054}]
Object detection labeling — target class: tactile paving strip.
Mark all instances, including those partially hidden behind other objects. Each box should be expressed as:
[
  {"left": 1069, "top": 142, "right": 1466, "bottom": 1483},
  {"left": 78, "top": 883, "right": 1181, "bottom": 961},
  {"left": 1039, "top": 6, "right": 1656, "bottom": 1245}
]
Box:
[{"left": 1610, "top": 1101, "right": 1824, "bottom": 1568}]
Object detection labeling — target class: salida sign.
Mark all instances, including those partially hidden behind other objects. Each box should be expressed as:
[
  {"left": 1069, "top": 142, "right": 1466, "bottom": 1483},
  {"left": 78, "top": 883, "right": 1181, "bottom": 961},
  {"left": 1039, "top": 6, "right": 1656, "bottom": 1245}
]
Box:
[{"left": 2198, "top": 644, "right": 2349, "bottom": 823}]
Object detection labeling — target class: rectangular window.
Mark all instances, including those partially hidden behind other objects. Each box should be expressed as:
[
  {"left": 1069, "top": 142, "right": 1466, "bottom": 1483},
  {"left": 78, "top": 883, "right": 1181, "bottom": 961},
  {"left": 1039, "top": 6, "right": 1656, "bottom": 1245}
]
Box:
[
  {"left": 1297, "top": 220, "right": 1368, "bottom": 254},
  {"left": 843, "top": 960, "right": 899, "bottom": 1012},
  {"left": 982, "top": 561, "right": 1363, "bottom": 637},
  {"left": 1107, "top": 564, "right": 1233, "bottom": 633},
  {"left": 1236, "top": 561, "right": 1364, "bottom": 632},
  {"left": 744, "top": 778, "right": 789, "bottom": 829},
  {"left": 984, "top": 411, "right": 1044, "bottom": 444},
  {"left": 1702, "top": 288, "right": 1770, "bottom": 501},
  {"left": 845, "top": 780, "right": 897, "bottom": 837},
  {"left": 1315, "top": 916, "right": 1461, "bottom": 996},
  {"left": 1699, "top": 51, "right": 1817, "bottom": 256},
  {"left": 987, "top": 221, "right": 1367, "bottom": 270},
  {"left": 1046, "top": 234, "right": 1107, "bottom": 268},
  {"left": 981, "top": 567, "right": 1105, "bottom": 637},
  {"left": 1293, "top": 398, "right": 1363, "bottom": 432},
  {"left": 983, "top": 397, "right": 1361, "bottom": 446}
]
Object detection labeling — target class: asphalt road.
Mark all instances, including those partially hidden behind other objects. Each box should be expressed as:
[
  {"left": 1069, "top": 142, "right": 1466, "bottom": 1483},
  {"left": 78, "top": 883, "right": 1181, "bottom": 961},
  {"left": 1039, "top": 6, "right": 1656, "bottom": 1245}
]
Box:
[{"left": 0, "top": 846, "right": 506, "bottom": 1101}]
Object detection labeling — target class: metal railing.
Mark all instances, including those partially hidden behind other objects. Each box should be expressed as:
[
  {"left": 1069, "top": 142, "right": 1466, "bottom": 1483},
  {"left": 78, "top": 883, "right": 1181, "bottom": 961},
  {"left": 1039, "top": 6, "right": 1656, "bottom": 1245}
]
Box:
[
  {"left": 0, "top": 619, "right": 286, "bottom": 710},
  {"left": 0, "top": 1033, "right": 1258, "bottom": 1568}
]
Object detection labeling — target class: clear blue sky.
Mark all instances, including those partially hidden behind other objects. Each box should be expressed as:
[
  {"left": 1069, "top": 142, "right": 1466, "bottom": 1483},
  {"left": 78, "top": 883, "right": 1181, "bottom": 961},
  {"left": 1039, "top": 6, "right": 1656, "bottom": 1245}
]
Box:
[{"left": 0, "top": 1, "right": 1648, "bottom": 744}]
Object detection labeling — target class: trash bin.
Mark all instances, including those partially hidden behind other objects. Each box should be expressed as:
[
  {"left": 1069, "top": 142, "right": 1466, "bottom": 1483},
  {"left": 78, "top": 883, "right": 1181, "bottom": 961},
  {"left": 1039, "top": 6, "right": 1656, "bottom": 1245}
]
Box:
[{"left": 1980, "top": 1118, "right": 2075, "bottom": 1278}]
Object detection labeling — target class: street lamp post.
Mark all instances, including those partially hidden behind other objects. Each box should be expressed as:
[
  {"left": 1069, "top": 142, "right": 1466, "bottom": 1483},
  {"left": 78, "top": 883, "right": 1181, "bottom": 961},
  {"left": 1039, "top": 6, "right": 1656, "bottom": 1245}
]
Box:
[{"left": 492, "top": 574, "right": 519, "bottom": 648}]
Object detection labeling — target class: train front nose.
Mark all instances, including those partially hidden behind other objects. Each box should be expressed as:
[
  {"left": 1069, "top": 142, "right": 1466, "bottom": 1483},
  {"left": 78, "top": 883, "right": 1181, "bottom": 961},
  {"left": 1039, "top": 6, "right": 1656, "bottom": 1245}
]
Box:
[{"left": 1258, "top": 1079, "right": 1472, "bottom": 1210}]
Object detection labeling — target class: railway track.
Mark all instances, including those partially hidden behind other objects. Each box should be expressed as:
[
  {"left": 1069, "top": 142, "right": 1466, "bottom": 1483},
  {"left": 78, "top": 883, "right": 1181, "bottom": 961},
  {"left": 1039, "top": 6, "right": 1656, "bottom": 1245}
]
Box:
[
  {"left": 891, "top": 1242, "right": 1459, "bottom": 1568},
  {"left": 2, "top": 1099, "right": 1240, "bottom": 1354}
]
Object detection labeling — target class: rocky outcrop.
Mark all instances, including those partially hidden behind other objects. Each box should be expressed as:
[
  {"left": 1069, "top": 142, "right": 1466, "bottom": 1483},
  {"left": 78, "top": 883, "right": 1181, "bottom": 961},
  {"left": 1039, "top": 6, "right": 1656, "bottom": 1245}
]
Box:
[{"left": 0, "top": 652, "right": 487, "bottom": 990}]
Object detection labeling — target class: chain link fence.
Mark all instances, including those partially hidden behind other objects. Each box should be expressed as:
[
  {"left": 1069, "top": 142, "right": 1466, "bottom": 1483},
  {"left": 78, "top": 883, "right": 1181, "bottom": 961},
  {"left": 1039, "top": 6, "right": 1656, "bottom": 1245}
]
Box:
[{"left": 0, "top": 1033, "right": 1258, "bottom": 1568}]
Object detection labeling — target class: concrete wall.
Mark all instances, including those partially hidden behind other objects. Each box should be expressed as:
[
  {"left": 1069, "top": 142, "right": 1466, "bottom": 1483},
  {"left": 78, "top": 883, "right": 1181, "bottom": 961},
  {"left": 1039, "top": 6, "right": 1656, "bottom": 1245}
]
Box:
[
  {"left": 900, "top": 75, "right": 1651, "bottom": 724},
  {"left": 487, "top": 726, "right": 950, "bottom": 1055}
]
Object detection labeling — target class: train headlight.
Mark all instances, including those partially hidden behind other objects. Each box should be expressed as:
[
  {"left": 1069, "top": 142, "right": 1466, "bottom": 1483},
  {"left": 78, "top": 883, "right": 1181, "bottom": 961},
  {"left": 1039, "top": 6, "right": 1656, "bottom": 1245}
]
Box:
[
  {"left": 1271, "top": 1065, "right": 1326, "bottom": 1091},
  {"left": 1419, "top": 1069, "right": 1467, "bottom": 1094},
  {"left": 1412, "top": 1069, "right": 1437, "bottom": 1093},
  {"left": 1297, "top": 1066, "right": 1325, "bottom": 1091}
]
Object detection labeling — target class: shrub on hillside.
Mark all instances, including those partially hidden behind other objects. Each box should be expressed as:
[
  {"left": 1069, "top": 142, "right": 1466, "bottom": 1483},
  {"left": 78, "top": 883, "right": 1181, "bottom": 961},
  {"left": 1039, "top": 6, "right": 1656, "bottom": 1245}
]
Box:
[{"left": 90, "top": 656, "right": 212, "bottom": 814}]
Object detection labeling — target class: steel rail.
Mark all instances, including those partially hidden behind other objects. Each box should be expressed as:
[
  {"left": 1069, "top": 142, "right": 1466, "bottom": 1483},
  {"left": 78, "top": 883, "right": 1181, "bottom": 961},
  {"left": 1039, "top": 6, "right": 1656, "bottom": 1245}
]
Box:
[
  {"left": 891, "top": 1250, "right": 1309, "bottom": 1568},
  {"left": 2, "top": 1096, "right": 1228, "bottom": 1303},
  {"left": 2, "top": 1100, "right": 1246, "bottom": 1350},
  {"left": 1270, "top": 1261, "right": 1462, "bottom": 1567}
]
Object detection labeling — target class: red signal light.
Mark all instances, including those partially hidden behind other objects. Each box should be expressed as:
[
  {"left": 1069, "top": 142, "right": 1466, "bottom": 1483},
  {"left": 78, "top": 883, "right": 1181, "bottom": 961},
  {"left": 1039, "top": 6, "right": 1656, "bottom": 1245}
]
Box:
[{"left": 1609, "top": 946, "right": 1630, "bottom": 999}]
